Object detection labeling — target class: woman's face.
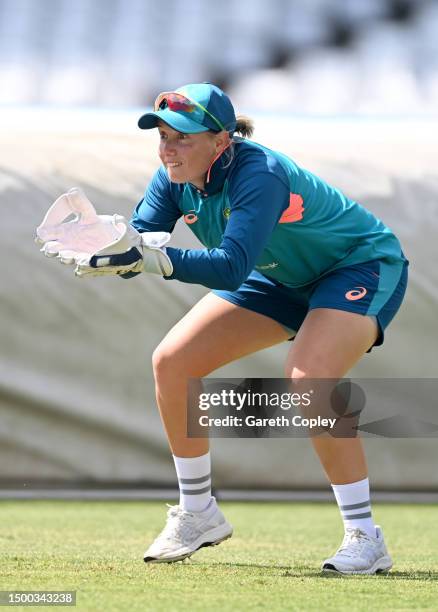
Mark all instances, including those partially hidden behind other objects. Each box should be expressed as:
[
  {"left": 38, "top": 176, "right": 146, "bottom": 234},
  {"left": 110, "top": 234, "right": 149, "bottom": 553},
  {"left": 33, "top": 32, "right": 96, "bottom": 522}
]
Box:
[{"left": 157, "top": 121, "right": 227, "bottom": 189}]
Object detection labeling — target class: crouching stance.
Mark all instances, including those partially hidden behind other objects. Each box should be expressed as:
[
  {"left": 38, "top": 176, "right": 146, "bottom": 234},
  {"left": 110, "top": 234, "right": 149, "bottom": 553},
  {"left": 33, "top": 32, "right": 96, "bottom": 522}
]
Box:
[{"left": 36, "top": 83, "right": 407, "bottom": 574}]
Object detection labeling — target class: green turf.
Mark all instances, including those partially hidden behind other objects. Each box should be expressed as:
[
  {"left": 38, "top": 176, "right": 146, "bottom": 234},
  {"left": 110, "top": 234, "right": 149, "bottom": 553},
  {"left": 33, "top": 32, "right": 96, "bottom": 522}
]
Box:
[{"left": 0, "top": 501, "right": 437, "bottom": 611}]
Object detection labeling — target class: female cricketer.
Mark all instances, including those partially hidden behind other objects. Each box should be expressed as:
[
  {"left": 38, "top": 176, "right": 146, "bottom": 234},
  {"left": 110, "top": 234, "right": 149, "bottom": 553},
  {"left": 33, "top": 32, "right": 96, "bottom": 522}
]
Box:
[{"left": 74, "top": 83, "right": 408, "bottom": 574}]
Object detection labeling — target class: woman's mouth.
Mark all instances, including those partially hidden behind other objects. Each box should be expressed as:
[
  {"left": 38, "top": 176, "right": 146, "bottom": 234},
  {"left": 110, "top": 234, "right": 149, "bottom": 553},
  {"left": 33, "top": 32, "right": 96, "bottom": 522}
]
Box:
[{"left": 167, "top": 162, "right": 182, "bottom": 168}]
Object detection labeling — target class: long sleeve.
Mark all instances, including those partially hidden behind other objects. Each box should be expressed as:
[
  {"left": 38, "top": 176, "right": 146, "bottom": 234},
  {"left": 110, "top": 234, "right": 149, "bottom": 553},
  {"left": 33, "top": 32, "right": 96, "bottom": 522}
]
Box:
[{"left": 165, "top": 168, "right": 290, "bottom": 290}]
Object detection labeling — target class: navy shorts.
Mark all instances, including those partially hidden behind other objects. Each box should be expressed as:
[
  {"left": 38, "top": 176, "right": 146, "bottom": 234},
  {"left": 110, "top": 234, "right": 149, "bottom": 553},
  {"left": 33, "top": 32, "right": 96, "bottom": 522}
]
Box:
[{"left": 213, "top": 259, "right": 409, "bottom": 350}]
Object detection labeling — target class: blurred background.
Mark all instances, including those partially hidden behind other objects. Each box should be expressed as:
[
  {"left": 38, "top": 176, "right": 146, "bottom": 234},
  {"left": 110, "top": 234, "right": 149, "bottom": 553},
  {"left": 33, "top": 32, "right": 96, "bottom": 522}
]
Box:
[
  {"left": 1, "top": 0, "right": 437, "bottom": 500},
  {"left": 1, "top": 0, "right": 438, "bottom": 114}
]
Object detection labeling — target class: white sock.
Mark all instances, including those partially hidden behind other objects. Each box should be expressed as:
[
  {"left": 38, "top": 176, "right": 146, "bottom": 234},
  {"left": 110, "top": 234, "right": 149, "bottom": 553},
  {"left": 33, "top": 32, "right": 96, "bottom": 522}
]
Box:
[
  {"left": 331, "top": 477, "right": 376, "bottom": 538},
  {"left": 172, "top": 452, "right": 212, "bottom": 512}
]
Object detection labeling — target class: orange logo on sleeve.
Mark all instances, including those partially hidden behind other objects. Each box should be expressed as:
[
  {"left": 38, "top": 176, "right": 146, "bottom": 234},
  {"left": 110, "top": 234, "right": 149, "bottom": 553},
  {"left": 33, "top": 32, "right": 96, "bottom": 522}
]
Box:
[
  {"left": 345, "top": 287, "right": 367, "bottom": 301},
  {"left": 278, "top": 193, "right": 304, "bottom": 223}
]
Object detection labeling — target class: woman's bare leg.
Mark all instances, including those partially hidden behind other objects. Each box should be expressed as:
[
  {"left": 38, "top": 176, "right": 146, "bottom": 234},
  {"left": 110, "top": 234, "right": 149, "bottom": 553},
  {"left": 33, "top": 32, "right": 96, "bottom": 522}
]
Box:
[
  {"left": 152, "top": 292, "right": 290, "bottom": 457},
  {"left": 284, "top": 308, "right": 379, "bottom": 484}
]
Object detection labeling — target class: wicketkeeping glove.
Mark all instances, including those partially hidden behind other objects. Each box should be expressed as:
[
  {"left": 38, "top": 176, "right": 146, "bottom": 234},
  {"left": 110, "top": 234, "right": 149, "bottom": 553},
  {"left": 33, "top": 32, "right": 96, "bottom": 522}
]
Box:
[
  {"left": 35, "top": 187, "right": 173, "bottom": 278},
  {"left": 74, "top": 231, "right": 173, "bottom": 278}
]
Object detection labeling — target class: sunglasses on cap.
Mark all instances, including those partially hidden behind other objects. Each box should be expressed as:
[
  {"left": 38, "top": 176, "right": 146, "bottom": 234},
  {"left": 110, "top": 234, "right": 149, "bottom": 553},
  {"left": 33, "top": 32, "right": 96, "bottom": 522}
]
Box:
[{"left": 154, "top": 92, "right": 226, "bottom": 132}]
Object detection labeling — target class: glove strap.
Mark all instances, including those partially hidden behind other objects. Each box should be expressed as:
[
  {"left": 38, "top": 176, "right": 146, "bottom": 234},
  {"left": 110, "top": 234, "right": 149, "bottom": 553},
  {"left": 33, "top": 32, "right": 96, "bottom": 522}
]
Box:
[{"left": 140, "top": 232, "right": 173, "bottom": 276}]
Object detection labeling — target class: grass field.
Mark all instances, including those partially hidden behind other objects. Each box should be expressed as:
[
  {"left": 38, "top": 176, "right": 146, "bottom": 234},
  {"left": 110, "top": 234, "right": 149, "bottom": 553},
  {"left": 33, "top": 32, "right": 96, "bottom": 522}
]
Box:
[{"left": 1, "top": 501, "right": 437, "bottom": 611}]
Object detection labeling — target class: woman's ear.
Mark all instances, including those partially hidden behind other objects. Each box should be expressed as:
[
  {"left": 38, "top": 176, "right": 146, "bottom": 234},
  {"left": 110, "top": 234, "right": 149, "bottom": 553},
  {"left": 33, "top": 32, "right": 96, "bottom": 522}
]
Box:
[{"left": 214, "top": 131, "right": 231, "bottom": 153}]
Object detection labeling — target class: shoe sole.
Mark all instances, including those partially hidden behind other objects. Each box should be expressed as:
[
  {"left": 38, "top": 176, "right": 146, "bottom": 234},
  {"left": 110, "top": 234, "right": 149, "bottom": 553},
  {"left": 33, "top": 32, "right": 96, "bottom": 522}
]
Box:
[
  {"left": 322, "top": 555, "right": 393, "bottom": 575},
  {"left": 144, "top": 528, "right": 233, "bottom": 564}
]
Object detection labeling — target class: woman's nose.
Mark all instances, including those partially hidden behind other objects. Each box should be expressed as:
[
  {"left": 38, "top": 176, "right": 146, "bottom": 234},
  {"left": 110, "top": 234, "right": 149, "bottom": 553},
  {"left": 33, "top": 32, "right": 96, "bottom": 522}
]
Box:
[{"left": 162, "top": 141, "right": 177, "bottom": 155}]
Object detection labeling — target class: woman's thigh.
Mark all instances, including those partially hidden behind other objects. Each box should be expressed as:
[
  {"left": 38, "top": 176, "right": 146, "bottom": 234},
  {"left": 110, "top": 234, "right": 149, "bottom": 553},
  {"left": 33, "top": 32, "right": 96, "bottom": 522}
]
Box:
[
  {"left": 154, "top": 292, "right": 290, "bottom": 378},
  {"left": 285, "top": 259, "right": 409, "bottom": 376},
  {"left": 285, "top": 308, "right": 379, "bottom": 378}
]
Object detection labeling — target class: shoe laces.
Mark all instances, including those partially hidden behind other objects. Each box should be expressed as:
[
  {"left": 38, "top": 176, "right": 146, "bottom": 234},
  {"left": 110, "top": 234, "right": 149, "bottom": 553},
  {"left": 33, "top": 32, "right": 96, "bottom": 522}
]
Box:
[
  {"left": 154, "top": 505, "right": 196, "bottom": 544},
  {"left": 337, "top": 528, "right": 372, "bottom": 558}
]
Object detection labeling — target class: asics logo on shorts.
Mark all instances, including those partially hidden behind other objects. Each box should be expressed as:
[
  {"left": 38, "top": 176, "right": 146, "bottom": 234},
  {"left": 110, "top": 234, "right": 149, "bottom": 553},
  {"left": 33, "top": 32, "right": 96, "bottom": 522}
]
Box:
[{"left": 345, "top": 287, "right": 367, "bottom": 301}]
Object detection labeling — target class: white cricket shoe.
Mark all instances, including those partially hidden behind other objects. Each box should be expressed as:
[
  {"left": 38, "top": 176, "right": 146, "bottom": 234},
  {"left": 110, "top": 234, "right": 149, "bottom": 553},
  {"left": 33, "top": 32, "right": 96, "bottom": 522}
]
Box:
[
  {"left": 144, "top": 497, "right": 233, "bottom": 563},
  {"left": 322, "top": 526, "right": 393, "bottom": 575}
]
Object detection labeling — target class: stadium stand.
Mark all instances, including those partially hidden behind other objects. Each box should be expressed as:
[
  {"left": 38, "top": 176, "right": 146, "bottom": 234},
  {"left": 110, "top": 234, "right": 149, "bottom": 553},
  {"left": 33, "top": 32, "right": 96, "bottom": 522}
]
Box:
[{"left": 0, "top": 0, "right": 437, "bottom": 113}]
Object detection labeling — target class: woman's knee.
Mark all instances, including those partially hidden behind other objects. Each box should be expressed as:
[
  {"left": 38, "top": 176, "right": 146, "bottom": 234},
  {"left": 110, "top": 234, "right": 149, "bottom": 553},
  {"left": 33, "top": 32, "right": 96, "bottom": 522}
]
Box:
[
  {"left": 152, "top": 340, "right": 213, "bottom": 385},
  {"left": 152, "top": 342, "right": 183, "bottom": 384}
]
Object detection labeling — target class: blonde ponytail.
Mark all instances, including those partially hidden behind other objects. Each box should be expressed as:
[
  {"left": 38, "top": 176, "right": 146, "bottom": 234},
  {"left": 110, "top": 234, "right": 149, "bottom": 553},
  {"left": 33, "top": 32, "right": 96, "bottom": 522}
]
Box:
[{"left": 234, "top": 115, "right": 254, "bottom": 138}]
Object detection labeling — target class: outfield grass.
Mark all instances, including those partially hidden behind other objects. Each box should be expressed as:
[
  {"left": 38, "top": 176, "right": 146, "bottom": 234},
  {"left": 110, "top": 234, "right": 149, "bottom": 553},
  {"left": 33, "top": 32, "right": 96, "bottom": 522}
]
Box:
[{"left": 0, "top": 501, "right": 437, "bottom": 611}]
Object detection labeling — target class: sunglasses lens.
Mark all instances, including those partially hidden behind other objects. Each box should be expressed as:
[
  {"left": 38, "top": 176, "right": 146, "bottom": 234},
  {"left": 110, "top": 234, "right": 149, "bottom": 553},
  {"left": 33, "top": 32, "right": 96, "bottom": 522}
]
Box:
[
  {"left": 154, "top": 91, "right": 225, "bottom": 131},
  {"left": 169, "top": 99, "right": 194, "bottom": 112},
  {"left": 157, "top": 94, "right": 195, "bottom": 113}
]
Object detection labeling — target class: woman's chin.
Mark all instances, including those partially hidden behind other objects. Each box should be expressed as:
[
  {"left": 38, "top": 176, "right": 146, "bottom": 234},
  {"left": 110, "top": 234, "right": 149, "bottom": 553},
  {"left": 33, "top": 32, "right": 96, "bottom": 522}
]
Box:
[{"left": 166, "top": 167, "right": 187, "bottom": 183}]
